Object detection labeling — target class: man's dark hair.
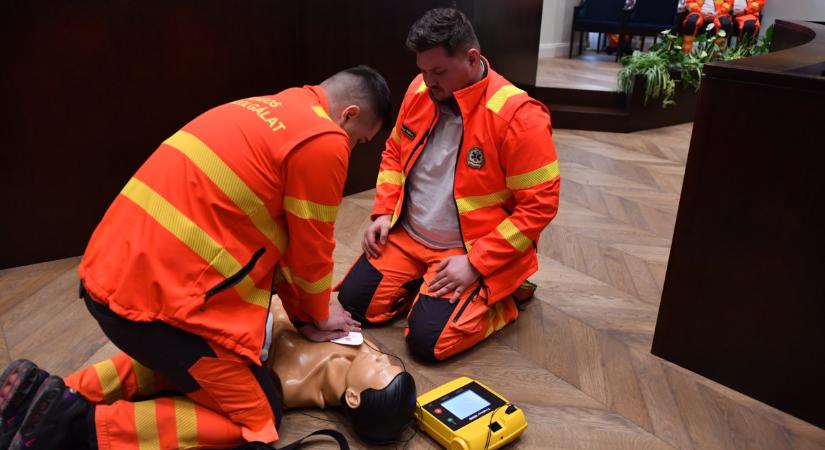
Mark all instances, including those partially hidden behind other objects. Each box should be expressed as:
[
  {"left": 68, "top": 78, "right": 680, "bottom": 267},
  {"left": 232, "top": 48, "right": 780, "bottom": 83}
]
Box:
[
  {"left": 337, "top": 65, "right": 393, "bottom": 130},
  {"left": 340, "top": 372, "right": 417, "bottom": 444},
  {"left": 406, "top": 8, "right": 480, "bottom": 55}
]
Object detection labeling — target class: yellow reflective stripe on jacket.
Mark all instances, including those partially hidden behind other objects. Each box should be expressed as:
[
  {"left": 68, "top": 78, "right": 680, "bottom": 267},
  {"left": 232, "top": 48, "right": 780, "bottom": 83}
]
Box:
[
  {"left": 134, "top": 400, "right": 161, "bottom": 450},
  {"left": 456, "top": 189, "right": 511, "bottom": 214},
  {"left": 390, "top": 128, "right": 402, "bottom": 146},
  {"left": 93, "top": 359, "right": 123, "bottom": 404},
  {"left": 121, "top": 178, "right": 270, "bottom": 308},
  {"left": 131, "top": 358, "right": 155, "bottom": 396},
  {"left": 506, "top": 161, "right": 560, "bottom": 190},
  {"left": 164, "top": 130, "right": 287, "bottom": 254},
  {"left": 173, "top": 397, "right": 198, "bottom": 449},
  {"left": 312, "top": 105, "right": 331, "bottom": 120},
  {"left": 376, "top": 170, "right": 404, "bottom": 186},
  {"left": 486, "top": 85, "right": 525, "bottom": 114},
  {"left": 416, "top": 81, "right": 427, "bottom": 93},
  {"left": 283, "top": 196, "right": 339, "bottom": 222},
  {"left": 279, "top": 266, "right": 333, "bottom": 294},
  {"left": 496, "top": 218, "right": 532, "bottom": 252}
]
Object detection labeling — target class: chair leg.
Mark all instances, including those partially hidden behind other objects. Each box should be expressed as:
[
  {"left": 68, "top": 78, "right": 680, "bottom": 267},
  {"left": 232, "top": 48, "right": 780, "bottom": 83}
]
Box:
[
  {"left": 596, "top": 33, "right": 602, "bottom": 53},
  {"left": 569, "top": 26, "right": 576, "bottom": 58},
  {"left": 653, "top": 35, "right": 657, "bottom": 47},
  {"left": 579, "top": 31, "right": 584, "bottom": 55},
  {"left": 641, "top": 36, "right": 646, "bottom": 51}
]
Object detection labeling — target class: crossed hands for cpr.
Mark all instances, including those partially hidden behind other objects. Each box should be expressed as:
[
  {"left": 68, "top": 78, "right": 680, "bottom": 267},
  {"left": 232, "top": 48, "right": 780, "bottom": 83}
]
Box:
[
  {"left": 298, "top": 303, "right": 361, "bottom": 342},
  {"left": 363, "top": 214, "right": 480, "bottom": 304}
]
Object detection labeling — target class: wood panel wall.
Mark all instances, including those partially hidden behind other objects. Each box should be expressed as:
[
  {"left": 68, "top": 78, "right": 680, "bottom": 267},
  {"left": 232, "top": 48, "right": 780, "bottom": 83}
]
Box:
[{"left": 0, "top": 0, "right": 543, "bottom": 269}]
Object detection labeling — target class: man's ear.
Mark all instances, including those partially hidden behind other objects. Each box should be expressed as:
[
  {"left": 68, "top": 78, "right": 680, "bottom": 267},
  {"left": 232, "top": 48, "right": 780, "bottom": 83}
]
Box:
[
  {"left": 466, "top": 48, "right": 481, "bottom": 66},
  {"left": 344, "top": 387, "right": 361, "bottom": 408},
  {"left": 341, "top": 105, "right": 361, "bottom": 123}
]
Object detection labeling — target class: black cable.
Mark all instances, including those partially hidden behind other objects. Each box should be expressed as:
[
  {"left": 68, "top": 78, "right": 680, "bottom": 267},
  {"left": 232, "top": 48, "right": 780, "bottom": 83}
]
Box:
[
  {"left": 361, "top": 338, "right": 407, "bottom": 373},
  {"left": 484, "top": 404, "right": 508, "bottom": 450}
]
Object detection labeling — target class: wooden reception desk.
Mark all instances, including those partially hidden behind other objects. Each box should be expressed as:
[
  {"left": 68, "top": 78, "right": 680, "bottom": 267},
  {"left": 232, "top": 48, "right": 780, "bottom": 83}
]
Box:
[{"left": 652, "top": 20, "right": 825, "bottom": 429}]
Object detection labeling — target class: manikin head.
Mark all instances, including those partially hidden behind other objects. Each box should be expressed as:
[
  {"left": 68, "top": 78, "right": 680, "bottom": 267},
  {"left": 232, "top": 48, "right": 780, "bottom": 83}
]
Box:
[
  {"left": 406, "top": 8, "right": 484, "bottom": 102},
  {"left": 320, "top": 65, "right": 392, "bottom": 150},
  {"left": 339, "top": 353, "right": 417, "bottom": 443}
]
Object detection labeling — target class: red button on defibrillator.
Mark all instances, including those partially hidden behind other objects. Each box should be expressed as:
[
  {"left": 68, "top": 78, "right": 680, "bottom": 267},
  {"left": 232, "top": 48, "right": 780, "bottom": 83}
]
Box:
[{"left": 434, "top": 407, "right": 443, "bottom": 414}]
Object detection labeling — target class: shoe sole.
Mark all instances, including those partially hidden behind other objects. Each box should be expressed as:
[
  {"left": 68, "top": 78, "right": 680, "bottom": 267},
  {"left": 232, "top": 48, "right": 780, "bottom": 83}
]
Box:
[
  {"left": 0, "top": 360, "right": 48, "bottom": 449},
  {"left": 10, "top": 376, "right": 86, "bottom": 450},
  {"left": 0, "top": 360, "right": 42, "bottom": 419}
]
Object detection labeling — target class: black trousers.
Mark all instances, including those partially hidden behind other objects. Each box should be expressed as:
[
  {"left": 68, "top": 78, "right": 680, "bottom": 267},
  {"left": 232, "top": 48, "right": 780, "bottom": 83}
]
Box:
[{"left": 80, "top": 283, "right": 282, "bottom": 429}]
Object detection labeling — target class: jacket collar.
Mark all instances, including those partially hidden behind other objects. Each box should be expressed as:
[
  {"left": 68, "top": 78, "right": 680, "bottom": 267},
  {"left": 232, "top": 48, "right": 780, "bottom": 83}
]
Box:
[
  {"left": 452, "top": 56, "right": 492, "bottom": 114},
  {"left": 305, "top": 85, "right": 332, "bottom": 117}
]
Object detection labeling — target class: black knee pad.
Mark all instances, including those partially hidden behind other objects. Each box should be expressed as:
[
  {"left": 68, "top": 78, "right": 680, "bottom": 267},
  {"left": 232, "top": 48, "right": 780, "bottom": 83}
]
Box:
[
  {"left": 718, "top": 16, "right": 733, "bottom": 34},
  {"left": 405, "top": 294, "right": 455, "bottom": 362},
  {"left": 741, "top": 20, "right": 757, "bottom": 37},
  {"left": 337, "top": 254, "right": 383, "bottom": 324},
  {"left": 684, "top": 13, "right": 701, "bottom": 35}
]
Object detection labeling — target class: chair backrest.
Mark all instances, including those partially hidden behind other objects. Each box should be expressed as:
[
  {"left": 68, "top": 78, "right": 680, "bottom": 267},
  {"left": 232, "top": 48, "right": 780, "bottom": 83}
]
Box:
[
  {"left": 577, "top": 0, "right": 628, "bottom": 21},
  {"left": 629, "top": 0, "right": 679, "bottom": 26}
]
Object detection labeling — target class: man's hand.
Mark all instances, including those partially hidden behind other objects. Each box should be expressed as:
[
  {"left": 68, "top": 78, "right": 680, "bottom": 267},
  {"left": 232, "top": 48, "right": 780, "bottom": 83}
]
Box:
[
  {"left": 362, "top": 214, "right": 392, "bottom": 259},
  {"left": 297, "top": 323, "right": 349, "bottom": 342},
  {"left": 314, "top": 302, "right": 362, "bottom": 333},
  {"left": 429, "top": 255, "right": 481, "bottom": 303}
]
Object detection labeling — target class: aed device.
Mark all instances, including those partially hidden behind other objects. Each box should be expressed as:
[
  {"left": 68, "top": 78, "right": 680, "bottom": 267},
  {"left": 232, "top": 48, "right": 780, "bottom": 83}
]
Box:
[{"left": 415, "top": 377, "right": 527, "bottom": 450}]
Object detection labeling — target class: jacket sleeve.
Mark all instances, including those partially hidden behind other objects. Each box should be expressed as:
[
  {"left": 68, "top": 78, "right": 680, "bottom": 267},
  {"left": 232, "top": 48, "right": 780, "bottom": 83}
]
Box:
[
  {"left": 686, "top": 0, "right": 702, "bottom": 13},
  {"left": 467, "top": 102, "right": 560, "bottom": 277},
  {"left": 370, "top": 98, "right": 410, "bottom": 221},
  {"left": 276, "top": 132, "right": 349, "bottom": 324},
  {"left": 746, "top": 0, "right": 764, "bottom": 15}
]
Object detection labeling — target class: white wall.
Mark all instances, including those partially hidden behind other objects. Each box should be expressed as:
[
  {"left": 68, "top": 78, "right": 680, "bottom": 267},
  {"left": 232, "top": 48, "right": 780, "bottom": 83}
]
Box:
[
  {"left": 539, "top": 0, "right": 581, "bottom": 58},
  {"left": 761, "top": 0, "right": 825, "bottom": 30}
]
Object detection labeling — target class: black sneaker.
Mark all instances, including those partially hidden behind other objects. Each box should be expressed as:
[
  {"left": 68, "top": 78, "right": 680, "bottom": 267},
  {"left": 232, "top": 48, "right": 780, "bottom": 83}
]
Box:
[
  {"left": 9, "top": 376, "right": 89, "bottom": 450},
  {"left": 0, "top": 360, "right": 49, "bottom": 449}
]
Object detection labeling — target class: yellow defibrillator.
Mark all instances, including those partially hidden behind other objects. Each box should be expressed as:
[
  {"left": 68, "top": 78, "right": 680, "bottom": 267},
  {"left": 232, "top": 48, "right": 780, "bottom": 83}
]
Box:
[{"left": 415, "top": 377, "right": 527, "bottom": 450}]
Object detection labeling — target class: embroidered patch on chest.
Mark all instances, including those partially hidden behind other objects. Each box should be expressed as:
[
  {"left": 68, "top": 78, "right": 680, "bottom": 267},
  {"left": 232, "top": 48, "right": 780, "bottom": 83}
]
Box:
[
  {"left": 400, "top": 123, "right": 416, "bottom": 139},
  {"left": 467, "top": 147, "right": 485, "bottom": 169}
]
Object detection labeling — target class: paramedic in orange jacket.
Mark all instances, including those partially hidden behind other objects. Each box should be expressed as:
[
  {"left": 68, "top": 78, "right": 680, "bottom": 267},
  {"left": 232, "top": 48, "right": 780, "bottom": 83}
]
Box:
[
  {"left": 732, "top": 0, "right": 765, "bottom": 41},
  {"left": 338, "top": 8, "right": 560, "bottom": 362},
  {"left": 682, "top": 0, "right": 731, "bottom": 53},
  {"left": 0, "top": 66, "right": 390, "bottom": 450}
]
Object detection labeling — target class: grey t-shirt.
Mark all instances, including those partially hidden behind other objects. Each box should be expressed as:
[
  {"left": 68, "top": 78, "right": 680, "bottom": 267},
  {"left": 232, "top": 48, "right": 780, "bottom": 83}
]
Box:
[{"left": 401, "top": 101, "right": 464, "bottom": 249}]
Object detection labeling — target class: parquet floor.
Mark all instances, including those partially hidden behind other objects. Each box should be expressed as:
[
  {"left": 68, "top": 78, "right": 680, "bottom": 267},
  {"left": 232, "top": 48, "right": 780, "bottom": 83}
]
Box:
[
  {"left": 537, "top": 52, "right": 621, "bottom": 92},
  {"left": 2, "top": 123, "right": 824, "bottom": 449}
]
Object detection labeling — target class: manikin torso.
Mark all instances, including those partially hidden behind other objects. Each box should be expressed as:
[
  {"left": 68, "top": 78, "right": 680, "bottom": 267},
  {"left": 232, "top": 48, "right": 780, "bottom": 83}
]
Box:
[{"left": 266, "top": 297, "right": 403, "bottom": 409}]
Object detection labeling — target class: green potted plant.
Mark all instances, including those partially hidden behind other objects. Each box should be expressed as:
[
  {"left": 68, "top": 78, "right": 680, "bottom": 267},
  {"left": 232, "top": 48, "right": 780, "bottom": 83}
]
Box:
[{"left": 617, "top": 25, "right": 773, "bottom": 108}]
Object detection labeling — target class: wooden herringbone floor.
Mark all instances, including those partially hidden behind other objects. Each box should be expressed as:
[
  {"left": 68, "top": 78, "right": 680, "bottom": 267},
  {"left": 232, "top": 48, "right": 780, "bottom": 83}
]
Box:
[
  {"left": 1, "top": 123, "right": 824, "bottom": 449},
  {"left": 537, "top": 52, "right": 621, "bottom": 91}
]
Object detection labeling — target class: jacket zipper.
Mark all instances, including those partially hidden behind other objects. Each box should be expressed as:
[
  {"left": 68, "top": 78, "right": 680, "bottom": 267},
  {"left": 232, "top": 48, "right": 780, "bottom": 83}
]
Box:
[
  {"left": 203, "top": 246, "right": 267, "bottom": 310},
  {"left": 449, "top": 106, "right": 489, "bottom": 301}
]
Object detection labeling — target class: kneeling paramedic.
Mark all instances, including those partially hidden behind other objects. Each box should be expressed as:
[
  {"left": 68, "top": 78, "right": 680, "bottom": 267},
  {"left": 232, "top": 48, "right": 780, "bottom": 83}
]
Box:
[
  {"left": 338, "top": 9, "right": 560, "bottom": 362},
  {"left": 1, "top": 65, "right": 391, "bottom": 449}
]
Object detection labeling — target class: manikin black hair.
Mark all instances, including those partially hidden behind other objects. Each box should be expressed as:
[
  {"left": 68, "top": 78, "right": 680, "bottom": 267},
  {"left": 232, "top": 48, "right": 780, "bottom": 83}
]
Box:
[{"left": 339, "top": 371, "right": 417, "bottom": 444}]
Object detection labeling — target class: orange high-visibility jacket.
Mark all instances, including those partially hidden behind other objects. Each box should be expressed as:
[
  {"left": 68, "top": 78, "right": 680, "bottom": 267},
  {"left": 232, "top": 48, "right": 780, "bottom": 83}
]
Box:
[
  {"left": 79, "top": 86, "right": 349, "bottom": 363},
  {"left": 372, "top": 60, "right": 560, "bottom": 304},
  {"left": 685, "top": 0, "right": 736, "bottom": 17},
  {"left": 744, "top": 0, "right": 764, "bottom": 16}
]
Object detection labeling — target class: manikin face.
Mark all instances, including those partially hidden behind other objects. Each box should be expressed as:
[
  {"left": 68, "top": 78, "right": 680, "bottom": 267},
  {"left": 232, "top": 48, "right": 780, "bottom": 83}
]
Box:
[
  {"left": 337, "top": 106, "right": 383, "bottom": 151},
  {"left": 343, "top": 352, "right": 403, "bottom": 408},
  {"left": 415, "top": 46, "right": 482, "bottom": 101}
]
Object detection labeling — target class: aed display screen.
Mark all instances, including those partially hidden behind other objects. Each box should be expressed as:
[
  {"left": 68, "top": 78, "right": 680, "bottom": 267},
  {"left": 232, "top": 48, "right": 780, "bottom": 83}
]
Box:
[
  {"left": 423, "top": 381, "right": 506, "bottom": 431},
  {"left": 441, "top": 390, "right": 490, "bottom": 420}
]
